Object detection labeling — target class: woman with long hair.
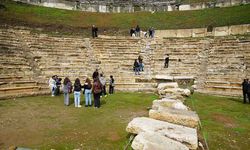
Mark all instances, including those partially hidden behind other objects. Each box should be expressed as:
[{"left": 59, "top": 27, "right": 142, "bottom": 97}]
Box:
[
  {"left": 63, "top": 77, "right": 72, "bottom": 106},
  {"left": 84, "top": 78, "right": 92, "bottom": 107},
  {"left": 74, "top": 78, "right": 82, "bottom": 108},
  {"left": 92, "top": 77, "right": 102, "bottom": 108}
]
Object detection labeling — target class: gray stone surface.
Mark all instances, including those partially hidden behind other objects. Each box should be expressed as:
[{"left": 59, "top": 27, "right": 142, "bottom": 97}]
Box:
[
  {"left": 132, "top": 132, "right": 189, "bottom": 150},
  {"left": 149, "top": 106, "right": 199, "bottom": 128},
  {"left": 126, "top": 117, "right": 198, "bottom": 149}
]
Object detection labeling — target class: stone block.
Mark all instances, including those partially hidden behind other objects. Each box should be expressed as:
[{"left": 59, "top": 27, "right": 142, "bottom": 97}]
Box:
[
  {"left": 126, "top": 117, "right": 198, "bottom": 149},
  {"left": 152, "top": 98, "right": 188, "bottom": 110},
  {"left": 132, "top": 132, "right": 189, "bottom": 150},
  {"left": 149, "top": 107, "right": 199, "bottom": 128}
]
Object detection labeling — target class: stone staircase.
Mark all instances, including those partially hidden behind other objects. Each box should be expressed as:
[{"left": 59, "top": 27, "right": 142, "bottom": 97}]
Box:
[{"left": 126, "top": 82, "right": 200, "bottom": 150}]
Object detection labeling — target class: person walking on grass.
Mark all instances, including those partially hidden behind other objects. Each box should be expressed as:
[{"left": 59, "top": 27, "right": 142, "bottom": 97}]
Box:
[
  {"left": 63, "top": 77, "right": 72, "bottom": 106},
  {"left": 99, "top": 73, "right": 107, "bottom": 97},
  {"left": 109, "top": 75, "right": 115, "bottom": 94},
  {"left": 74, "top": 78, "right": 82, "bottom": 108},
  {"left": 242, "top": 79, "right": 248, "bottom": 104},
  {"left": 83, "top": 78, "right": 92, "bottom": 107},
  {"left": 93, "top": 78, "right": 102, "bottom": 108}
]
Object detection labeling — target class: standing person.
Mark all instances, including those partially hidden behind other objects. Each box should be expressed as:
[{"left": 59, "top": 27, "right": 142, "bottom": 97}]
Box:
[
  {"left": 109, "top": 75, "right": 115, "bottom": 94},
  {"left": 73, "top": 78, "right": 82, "bottom": 108},
  {"left": 55, "top": 76, "right": 62, "bottom": 95},
  {"left": 48, "top": 75, "right": 56, "bottom": 97},
  {"left": 135, "top": 25, "right": 140, "bottom": 37},
  {"left": 133, "top": 59, "right": 140, "bottom": 75},
  {"left": 138, "top": 55, "right": 144, "bottom": 71},
  {"left": 92, "top": 69, "right": 99, "bottom": 80},
  {"left": 92, "top": 25, "right": 98, "bottom": 38},
  {"left": 246, "top": 79, "right": 250, "bottom": 104},
  {"left": 99, "top": 73, "right": 107, "bottom": 97},
  {"left": 83, "top": 78, "right": 92, "bottom": 107},
  {"left": 149, "top": 27, "right": 153, "bottom": 38},
  {"left": 164, "top": 54, "right": 169, "bottom": 68},
  {"left": 92, "top": 78, "right": 102, "bottom": 108},
  {"left": 130, "top": 28, "right": 135, "bottom": 37},
  {"left": 151, "top": 27, "right": 155, "bottom": 38},
  {"left": 63, "top": 77, "right": 72, "bottom": 106}
]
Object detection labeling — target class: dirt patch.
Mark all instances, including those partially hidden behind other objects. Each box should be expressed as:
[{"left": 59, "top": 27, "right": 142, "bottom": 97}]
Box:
[
  {"left": 211, "top": 113, "right": 237, "bottom": 128},
  {"left": 107, "top": 131, "right": 121, "bottom": 142}
]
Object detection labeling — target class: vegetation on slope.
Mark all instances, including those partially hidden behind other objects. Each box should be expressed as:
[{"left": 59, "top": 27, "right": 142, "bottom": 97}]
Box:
[
  {"left": 0, "top": 0, "right": 249, "bottom": 36},
  {"left": 186, "top": 93, "right": 250, "bottom": 150}
]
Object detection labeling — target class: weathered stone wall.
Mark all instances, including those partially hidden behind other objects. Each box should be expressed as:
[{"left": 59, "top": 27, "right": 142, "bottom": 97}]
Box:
[
  {"left": 14, "top": 0, "right": 250, "bottom": 13},
  {"left": 155, "top": 24, "right": 250, "bottom": 38},
  {"left": 0, "top": 26, "right": 249, "bottom": 99}
]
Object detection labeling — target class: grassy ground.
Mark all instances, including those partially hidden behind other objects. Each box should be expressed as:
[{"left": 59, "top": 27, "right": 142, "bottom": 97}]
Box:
[
  {"left": 185, "top": 93, "right": 250, "bottom": 150},
  {"left": 0, "top": 92, "right": 158, "bottom": 149},
  {"left": 0, "top": 1, "right": 249, "bottom": 36}
]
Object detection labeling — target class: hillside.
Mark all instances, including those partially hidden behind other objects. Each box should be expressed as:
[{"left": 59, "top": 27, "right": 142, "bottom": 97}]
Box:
[{"left": 0, "top": 0, "right": 249, "bottom": 36}]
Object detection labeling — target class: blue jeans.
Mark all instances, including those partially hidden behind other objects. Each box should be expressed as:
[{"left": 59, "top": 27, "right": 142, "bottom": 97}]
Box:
[
  {"left": 64, "top": 93, "right": 69, "bottom": 106},
  {"left": 74, "top": 91, "right": 81, "bottom": 107},
  {"left": 85, "top": 89, "right": 92, "bottom": 106}
]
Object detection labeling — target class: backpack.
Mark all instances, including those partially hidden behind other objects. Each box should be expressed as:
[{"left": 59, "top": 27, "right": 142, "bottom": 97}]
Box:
[{"left": 93, "top": 82, "right": 102, "bottom": 94}]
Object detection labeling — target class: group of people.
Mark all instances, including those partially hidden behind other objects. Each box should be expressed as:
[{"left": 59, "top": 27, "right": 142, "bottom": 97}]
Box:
[
  {"left": 130, "top": 25, "right": 155, "bottom": 38},
  {"left": 242, "top": 79, "right": 250, "bottom": 104},
  {"left": 133, "top": 56, "right": 144, "bottom": 75},
  {"left": 48, "top": 69, "right": 115, "bottom": 108},
  {"left": 48, "top": 75, "right": 62, "bottom": 96}
]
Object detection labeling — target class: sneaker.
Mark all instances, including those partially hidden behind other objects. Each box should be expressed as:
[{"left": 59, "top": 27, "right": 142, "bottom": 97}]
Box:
[
  {"left": 100, "top": 96, "right": 103, "bottom": 98},
  {"left": 105, "top": 95, "right": 107, "bottom": 97},
  {"left": 78, "top": 105, "right": 82, "bottom": 108},
  {"left": 85, "top": 105, "right": 88, "bottom": 107}
]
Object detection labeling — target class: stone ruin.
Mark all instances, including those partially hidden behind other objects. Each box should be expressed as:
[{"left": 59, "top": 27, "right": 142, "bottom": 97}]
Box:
[
  {"left": 0, "top": 25, "right": 249, "bottom": 99},
  {"left": 126, "top": 82, "right": 201, "bottom": 150}
]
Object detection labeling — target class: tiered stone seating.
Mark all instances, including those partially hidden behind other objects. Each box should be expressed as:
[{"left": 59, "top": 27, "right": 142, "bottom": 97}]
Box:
[
  {"left": 0, "top": 26, "right": 249, "bottom": 98},
  {"left": 152, "top": 38, "right": 202, "bottom": 77},
  {"left": 201, "top": 37, "right": 249, "bottom": 96},
  {"left": 90, "top": 37, "right": 156, "bottom": 91}
]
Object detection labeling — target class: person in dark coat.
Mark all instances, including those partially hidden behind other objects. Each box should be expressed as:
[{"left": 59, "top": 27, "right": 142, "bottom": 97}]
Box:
[
  {"left": 92, "top": 25, "right": 98, "bottom": 38},
  {"left": 164, "top": 54, "right": 169, "bottom": 68},
  {"left": 135, "top": 25, "right": 140, "bottom": 37},
  {"left": 246, "top": 79, "right": 250, "bottom": 104},
  {"left": 109, "top": 75, "right": 115, "bottom": 94},
  {"left": 242, "top": 79, "right": 248, "bottom": 103},
  {"left": 133, "top": 59, "right": 140, "bottom": 75},
  {"left": 92, "top": 78, "right": 102, "bottom": 108},
  {"left": 92, "top": 69, "right": 99, "bottom": 80}
]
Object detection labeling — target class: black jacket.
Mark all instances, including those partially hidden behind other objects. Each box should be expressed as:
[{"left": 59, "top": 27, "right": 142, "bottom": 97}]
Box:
[{"left": 242, "top": 81, "right": 248, "bottom": 93}]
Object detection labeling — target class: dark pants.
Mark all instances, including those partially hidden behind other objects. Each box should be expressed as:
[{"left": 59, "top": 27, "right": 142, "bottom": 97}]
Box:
[
  {"left": 109, "top": 86, "right": 114, "bottom": 94},
  {"left": 164, "top": 61, "right": 169, "bottom": 68},
  {"left": 102, "top": 85, "right": 107, "bottom": 96},
  {"left": 93, "top": 93, "right": 101, "bottom": 108},
  {"left": 243, "top": 92, "right": 247, "bottom": 103}
]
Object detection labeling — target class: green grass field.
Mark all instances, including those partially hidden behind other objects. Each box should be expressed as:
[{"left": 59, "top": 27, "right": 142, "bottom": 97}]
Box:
[
  {"left": 0, "top": 1, "right": 249, "bottom": 36},
  {"left": 0, "top": 92, "right": 158, "bottom": 149},
  {"left": 185, "top": 93, "right": 250, "bottom": 150},
  {"left": 0, "top": 92, "right": 250, "bottom": 149}
]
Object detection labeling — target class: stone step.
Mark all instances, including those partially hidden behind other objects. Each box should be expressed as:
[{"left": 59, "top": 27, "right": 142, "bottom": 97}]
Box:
[
  {"left": 149, "top": 106, "right": 199, "bottom": 128},
  {"left": 132, "top": 132, "right": 188, "bottom": 150},
  {"left": 126, "top": 117, "right": 198, "bottom": 149}
]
